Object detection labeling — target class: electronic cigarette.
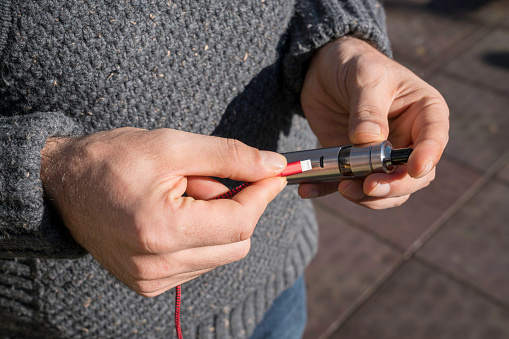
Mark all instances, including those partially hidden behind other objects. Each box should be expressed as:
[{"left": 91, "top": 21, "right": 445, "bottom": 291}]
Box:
[{"left": 281, "top": 140, "right": 412, "bottom": 185}]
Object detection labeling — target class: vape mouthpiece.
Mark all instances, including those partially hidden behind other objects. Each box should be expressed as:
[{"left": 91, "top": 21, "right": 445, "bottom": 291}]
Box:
[{"left": 390, "top": 148, "right": 413, "bottom": 165}]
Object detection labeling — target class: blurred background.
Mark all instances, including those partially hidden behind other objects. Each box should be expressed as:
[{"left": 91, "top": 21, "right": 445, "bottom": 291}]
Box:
[{"left": 304, "top": 0, "right": 509, "bottom": 338}]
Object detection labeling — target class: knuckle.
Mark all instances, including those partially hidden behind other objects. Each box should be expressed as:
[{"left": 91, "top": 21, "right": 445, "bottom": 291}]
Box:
[
  {"left": 131, "top": 280, "right": 164, "bottom": 297},
  {"left": 131, "top": 218, "right": 160, "bottom": 254},
  {"left": 131, "top": 213, "right": 179, "bottom": 255},
  {"left": 221, "top": 138, "right": 242, "bottom": 161},
  {"left": 227, "top": 215, "right": 256, "bottom": 243},
  {"left": 354, "top": 59, "right": 386, "bottom": 88},
  {"left": 79, "top": 136, "right": 105, "bottom": 163},
  {"left": 128, "top": 258, "right": 155, "bottom": 281},
  {"left": 238, "top": 214, "right": 258, "bottom": 242},
  {"left": 216, "top": 138, "right": 242, "bottom": 177},
  {"left": 227, "top": 243, "right": 251, "bottom": 264},
  {"left": 128, "top": 257, "right": 178, "bottom": 282},
  {"left": 219, "top": 138, "right": 255, "bottom": 165},
  {"left": 239, "top": 222, "right": 256, "bottom": 241},
  {"left": 356, "top": 102, "right": 383, "bottom": 119},
  {"left": 424, "top": 85, "right": 447, "bottom": 106},
  {"left": 236, "top": 241, "right": 252, "bottom": 261}
]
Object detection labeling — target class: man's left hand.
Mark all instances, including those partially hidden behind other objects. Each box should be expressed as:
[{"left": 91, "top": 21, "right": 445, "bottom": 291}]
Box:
[{"left": 299, "top": 37, "right": 449, "bottom": 209}]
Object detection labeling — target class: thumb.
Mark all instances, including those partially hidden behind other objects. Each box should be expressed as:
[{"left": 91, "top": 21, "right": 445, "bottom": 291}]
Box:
[
  {"left": 172, "top": 132, "right": 287, "bottom": 181},
  {"left": 347, "top": 75, "right": 392, "bottom": 145}
]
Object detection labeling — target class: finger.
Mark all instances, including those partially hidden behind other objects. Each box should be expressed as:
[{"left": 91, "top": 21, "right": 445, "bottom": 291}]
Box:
[
  {"left": 130, "top": 268, "right": 213, "bottom": 297},
  {"left": 338, "top": 179, "right": 411, "bottom": 209},
  {"left": 347, "top": 63, "right": 393, "bottom": 144},
  {"left": 386, "top": 80, "right": 449, "bottom": 179},
  {"left": 127, "top": 240, "right": 252, "bottom": 296},
  {"left": 298, "top": 182, "right": 339, "bottom": 199},
  {"left": 407, "top": 98, "right": 449, "bottom": 179},
  {"left": 338, "top": 180, "right": 365, "bottom": 201},
  {"left": 356, "top": 195, "right": 410, "bottom": 210},
  {"left": 170, "top": 177, "right": 287, "bottom": 250},
  {"left": 127, "top": 239, "right": 251, "bottom": 281},
  {"left": 165, "top": 131, "right": 287, "bottom": 181},
  {"left": 363, "top": 166, "right": 436, "bottom": 198},
  {"left": 185, "top": 176, "right": 229, "bottom": 200}
]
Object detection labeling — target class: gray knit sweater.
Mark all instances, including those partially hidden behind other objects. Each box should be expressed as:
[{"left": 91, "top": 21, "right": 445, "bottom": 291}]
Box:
[{"left": 0, "top": 0, "right": 390, "bottom": 337}]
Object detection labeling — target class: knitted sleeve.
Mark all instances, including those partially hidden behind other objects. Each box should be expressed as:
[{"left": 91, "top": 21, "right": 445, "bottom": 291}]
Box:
[
  {"left": 282, "top": 0, "right": 392, "bottom": 111},
  {"left": 0, "top": 113, "right": 87, "bottom": 258}
]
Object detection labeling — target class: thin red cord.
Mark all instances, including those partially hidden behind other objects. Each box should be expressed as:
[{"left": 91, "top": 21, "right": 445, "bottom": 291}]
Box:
[
  {"left": 174, "top": 181, "right": 253, "bottom": 339},
  {"left": 173, "top": 161, "right": 308, "bottom": 337},
  {"left": 173, "top": 162, "right": 306, "bottom": 337},
  {"left": 175, "top": 285, "right": 183, "bottom": 339}
]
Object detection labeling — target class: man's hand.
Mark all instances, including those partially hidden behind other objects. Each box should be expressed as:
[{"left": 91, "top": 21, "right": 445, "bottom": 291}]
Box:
[
  {"left": 41, "top": 128, "right": 287, "bottom": 297},
  {"left": 299, "top": 37, "right": 449, "bottom": 209}
]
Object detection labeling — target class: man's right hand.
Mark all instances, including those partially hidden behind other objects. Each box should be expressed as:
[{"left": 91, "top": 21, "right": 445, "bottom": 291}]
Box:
[{"left": 40, "top": 128, "right": 287, "bottom": 297}]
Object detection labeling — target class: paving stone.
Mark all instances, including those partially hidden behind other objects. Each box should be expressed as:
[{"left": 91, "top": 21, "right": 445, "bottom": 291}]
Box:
[
  {"left": 315, "top": 157, "right": 480, "bottom": 249},
  {"left": 428, "top": 73, "right": 509, "bottom": 172},
  {"left": 444, "top": 28, "right": 509, "bottom": 95},
  {"left": 305, "top": 2, "right": 509, "bottom": 337},
  {"left": 384, "top": 0, "right": 509, "bottom": 25},
  {"left": 497, "top": 162, "right": 509, "bottom": 184},
  {"left": 503, "top": 9, "right": 509, "bottom": 28},
  {"left": 332, "top": 261, "right": 509, "bottom": 339},
  {"left": 303, "top": 204, "right": 400, "bottom": 339},
  {"left": 425, "top": 0, "right": 509, "bottom": 23},
  {"left": 466, "top": 0, "right": 509, "bottom": 25},
  {"left": 467, "top": 0, "right": 509, "bottom": 28},
  {"left": 417, "top": 181, "right": 509, "bottom": 304},
  {"left": 384, "top": 0, "right": 481, "bottom": 67}
]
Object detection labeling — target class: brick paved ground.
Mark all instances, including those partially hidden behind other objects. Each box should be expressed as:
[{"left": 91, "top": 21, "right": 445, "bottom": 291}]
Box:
[{"left": 304, "top": 1, "right": 509, "bottom": 338}]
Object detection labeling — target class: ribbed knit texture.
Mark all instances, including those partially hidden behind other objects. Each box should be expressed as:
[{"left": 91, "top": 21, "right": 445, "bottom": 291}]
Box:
[
  {"left": 0, "top": 0, "right": 10, "bottom": 56},
  {"left": 0, "top": 0, "right": 390, "bottom": 337}
]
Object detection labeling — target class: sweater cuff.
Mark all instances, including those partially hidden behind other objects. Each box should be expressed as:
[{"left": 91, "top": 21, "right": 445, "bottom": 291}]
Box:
[
  {"left": 283, "top": 0, "right": 392, "bottom": 112},
  {"left": 0, "top": 112, "right": 86, "bottom": 258}
]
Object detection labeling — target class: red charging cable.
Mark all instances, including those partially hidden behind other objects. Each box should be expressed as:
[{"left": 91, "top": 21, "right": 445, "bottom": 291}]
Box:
[
  {"left": 174, "top": 160, "right": 310, "bottom": 338},
  {"left": 175, "top": 285, "right": 183, "bottom": 339}
]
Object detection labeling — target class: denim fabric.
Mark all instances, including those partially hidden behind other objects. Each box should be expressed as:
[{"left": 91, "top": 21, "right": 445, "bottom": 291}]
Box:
[{"left": 250, "top": 276, "right": 307, "bottom": 339}]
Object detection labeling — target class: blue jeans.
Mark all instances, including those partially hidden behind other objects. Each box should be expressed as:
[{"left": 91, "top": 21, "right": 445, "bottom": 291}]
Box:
[{"left": 250, "top": 276, "right": 307, "bottom": 339}]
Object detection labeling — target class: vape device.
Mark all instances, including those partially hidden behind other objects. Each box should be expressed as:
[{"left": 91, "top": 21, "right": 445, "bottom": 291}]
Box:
[{"left": 281, "top": 140, "right": 412, "bottom": 185}]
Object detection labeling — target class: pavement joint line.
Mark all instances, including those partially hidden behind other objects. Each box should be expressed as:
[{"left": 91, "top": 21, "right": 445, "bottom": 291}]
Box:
[
  {"left": 314, "top": 151, "right": 509, "bottom": 339},
  {"left": 437, "top": 69, "right": 509, "bottom": 99},
  {"left": 494, "top": 175, "right": 509, "bottom": 189},
  {"left": 312, "top": 7, "right": 509, "bottom": 334},
  {"left": 319, "top": 257, "right": 407, "bottom": 339},
  {"left": 403, "top": 149, "right": 509, "bottom": 258},
  {"left": 441, "top": 154, "right": 484, "bottom": 176},
  {"left": 313, "top": 201, "right": 406, "bottom": 253},
  {"left": 420, "top": 17, "right": 506, "bottom": 80},
  {"left": 441, "top": 153, "right": 499, "bottom": 177},
  {"left": 414, "top": 255, "right": 509, "bottom": 312}
]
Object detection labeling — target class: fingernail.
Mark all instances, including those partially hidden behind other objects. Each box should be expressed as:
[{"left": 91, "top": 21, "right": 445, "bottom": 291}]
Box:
[
  {"left": 339, "top": 181, "right": 365, "bottom": 200},
  {"left": 260, "top": 151, "right": 286, "bottom": 172},
  {"left": 416, "top": 161, "right": 434, "bottom": 179},
  {"left": 354, "top": 122, "right": 381, "bottom": 138},
  {"left": 370, "top": 181, "right": 391, "bottom": 196},
  {"left": 281, "top": 178, "right": 288, "bottom": 190},
  {"left": 304, "top": 189, "right": 320, "bottom": 199}
]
